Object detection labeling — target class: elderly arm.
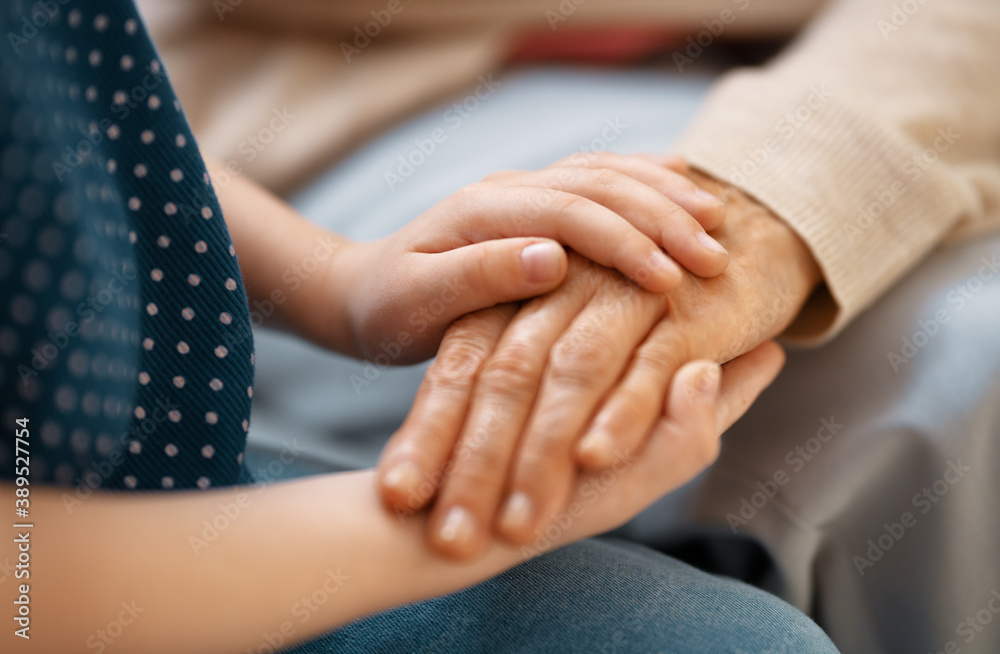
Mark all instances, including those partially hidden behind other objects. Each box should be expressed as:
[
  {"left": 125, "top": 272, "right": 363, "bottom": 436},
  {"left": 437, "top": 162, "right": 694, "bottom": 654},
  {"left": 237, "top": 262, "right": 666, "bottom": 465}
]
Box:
[{"left": 675, "top": 0, "right": 1000, "bottom": 341}]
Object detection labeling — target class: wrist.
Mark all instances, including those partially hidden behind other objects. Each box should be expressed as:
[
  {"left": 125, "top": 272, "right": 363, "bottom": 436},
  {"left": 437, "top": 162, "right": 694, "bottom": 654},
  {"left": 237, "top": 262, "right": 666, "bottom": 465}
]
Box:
[
  {"left": 296, "top": 237, "right": 375, "bottom": 358},
  {"left": 688, "top": 168, "right": 822, "bottom": 307}
]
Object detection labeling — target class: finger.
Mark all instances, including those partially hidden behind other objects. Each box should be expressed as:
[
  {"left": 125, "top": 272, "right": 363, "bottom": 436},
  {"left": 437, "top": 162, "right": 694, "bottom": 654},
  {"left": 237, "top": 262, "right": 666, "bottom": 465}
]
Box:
[
  {"left": 576, "top": 320, "right": 692, "bottom": 470},
  {"left": 713, "top": 340, "right": 786, "bottom": 434},
  {"left": 406, "top": 237, "right": 570, "bottom": 332},
  {"left": 630, "top": 152, "right": 689, "bottom": 174},
  {"left": 616, "top": 359, "right": 725, "bottom": 502},
  {"left": 491, "top": 167, "right": 729, "bottom": 278},
  {"left": 440, "top": 184, "right": 684, "bottom": 293},
  {"left": 557, "top": 349, "right": 783, "bottom": 540},
  {"left": 496, "top": 281, "right": 666, "bottom": 544},
  {"left": 377, "top": 305, "right": 516, "bottom": 514},
  {"left": 542, "top": 150, "right": 726, "bottom": 231},
  {"left": 637, "top": 342, "right": 785, "bottom": 492},
  {"left": 426, "top": 280, "right": 595, "bottom": 559}
]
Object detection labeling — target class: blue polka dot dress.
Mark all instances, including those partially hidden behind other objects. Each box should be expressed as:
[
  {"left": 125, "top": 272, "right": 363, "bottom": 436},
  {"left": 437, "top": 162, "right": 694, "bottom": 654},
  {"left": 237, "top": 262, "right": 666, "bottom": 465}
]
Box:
[{"left": 0, "top": 1, "right": 255, "bottom": 491}]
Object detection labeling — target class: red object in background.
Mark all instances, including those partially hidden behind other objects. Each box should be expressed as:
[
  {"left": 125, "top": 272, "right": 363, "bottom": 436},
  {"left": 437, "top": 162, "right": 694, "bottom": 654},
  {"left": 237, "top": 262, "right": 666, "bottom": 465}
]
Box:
[{"left": 507, "top": 27, "right": 683, "bottom": 66}]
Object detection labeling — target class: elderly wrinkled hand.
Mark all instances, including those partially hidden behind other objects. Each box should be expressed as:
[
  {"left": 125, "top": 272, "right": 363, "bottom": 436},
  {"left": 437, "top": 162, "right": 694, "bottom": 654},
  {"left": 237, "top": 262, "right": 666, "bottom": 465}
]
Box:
[{"left": 377, "top": 166, "right": 822, "bottom": 559}]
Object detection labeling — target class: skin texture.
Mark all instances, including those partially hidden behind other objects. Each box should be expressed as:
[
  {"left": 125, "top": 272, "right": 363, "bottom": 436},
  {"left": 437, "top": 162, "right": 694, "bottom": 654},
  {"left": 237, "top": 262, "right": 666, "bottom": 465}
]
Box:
[
  {"left": 377, "top": 166, "right": 823, "bottom": 558},
  {"left": 1, "top": 345, "right": 784, "bottom": 654},
  {"left": 2, "top": 152, "right": 798, "bottom": 651},
  {"left": 210, "top": 153, "right": 727, "bottom": 363}
]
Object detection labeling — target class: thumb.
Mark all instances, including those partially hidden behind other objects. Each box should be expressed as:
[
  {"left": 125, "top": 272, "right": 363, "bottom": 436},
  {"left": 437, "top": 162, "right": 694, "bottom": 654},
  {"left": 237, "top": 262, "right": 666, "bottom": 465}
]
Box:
[{"left": 414, "top": 237, "right": 568, "bottom": 321}]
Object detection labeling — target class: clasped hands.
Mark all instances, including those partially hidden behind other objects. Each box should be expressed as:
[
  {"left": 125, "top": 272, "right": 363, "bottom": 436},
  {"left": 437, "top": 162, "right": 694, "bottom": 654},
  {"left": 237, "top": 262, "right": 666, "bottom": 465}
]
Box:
[{"left": 322, "top": 151, "right": 821, "bottom": 559}]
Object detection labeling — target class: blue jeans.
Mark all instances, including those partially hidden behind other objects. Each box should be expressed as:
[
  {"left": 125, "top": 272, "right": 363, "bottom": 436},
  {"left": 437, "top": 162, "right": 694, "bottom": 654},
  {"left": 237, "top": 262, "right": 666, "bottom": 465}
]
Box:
[{"left": 283, "top": 538, "right": 838, "bottom": 653}]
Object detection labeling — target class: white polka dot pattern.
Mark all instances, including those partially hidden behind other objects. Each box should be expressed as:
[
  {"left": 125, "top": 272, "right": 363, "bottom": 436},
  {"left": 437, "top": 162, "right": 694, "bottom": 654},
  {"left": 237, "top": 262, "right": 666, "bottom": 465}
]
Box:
[{"left": 0, "top": 1, "right": 255, "bottom": 492}]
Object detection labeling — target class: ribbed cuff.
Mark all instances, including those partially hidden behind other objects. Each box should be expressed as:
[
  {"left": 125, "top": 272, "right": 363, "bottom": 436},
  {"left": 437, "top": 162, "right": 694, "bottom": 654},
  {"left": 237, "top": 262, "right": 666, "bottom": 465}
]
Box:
[{"left": 674, "top": 69, "right": 967, "bottom": 344}]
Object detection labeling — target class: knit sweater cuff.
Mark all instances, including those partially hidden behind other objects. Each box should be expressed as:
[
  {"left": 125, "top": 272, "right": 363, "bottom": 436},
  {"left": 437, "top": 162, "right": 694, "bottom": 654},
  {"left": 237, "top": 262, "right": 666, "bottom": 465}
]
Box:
[{"left": 673, "top": 69, "right": 966, "bottom": 344}]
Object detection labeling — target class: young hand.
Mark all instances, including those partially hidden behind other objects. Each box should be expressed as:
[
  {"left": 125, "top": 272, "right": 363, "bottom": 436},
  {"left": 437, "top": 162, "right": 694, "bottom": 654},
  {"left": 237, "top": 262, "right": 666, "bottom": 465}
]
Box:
[{"left": 335, "top": 153, "right": 729, "bottom": 363}]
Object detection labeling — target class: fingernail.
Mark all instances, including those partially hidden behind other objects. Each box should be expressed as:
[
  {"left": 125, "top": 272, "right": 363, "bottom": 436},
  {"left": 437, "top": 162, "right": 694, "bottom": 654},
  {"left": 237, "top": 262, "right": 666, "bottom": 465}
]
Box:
[
  {"left": 694, "top": 364, "right": 721, "bottom": 397},
  {"left": 521, "top": 241, "right": 564, "bottom": 283},
  {"left": 648, "top": 250, "right": 681, "bottom": 279},
  {"left": 578, "top": 429, "right": 614, "bottom": 465},
  {"left": 499, "top": 492, "right": 533, "bottom": 534},
  {"left": 438, "top": 506, "right": 476, "bottom": 546},
  {"left": 696, "top": 231, "right": 727, "bottom": 256},
  {"left": 695, "top": 188, "right": 724, "bottom": 206},
  {"left": 382, "top": 461, "right": 422, "bottom": 493}
]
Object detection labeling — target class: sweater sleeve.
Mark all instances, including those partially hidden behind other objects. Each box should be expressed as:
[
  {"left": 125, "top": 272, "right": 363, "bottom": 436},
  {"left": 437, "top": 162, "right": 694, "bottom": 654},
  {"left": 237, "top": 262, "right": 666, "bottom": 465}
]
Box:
[{"left": 673, "top": 0, "right": 1000, "bottom": 343}]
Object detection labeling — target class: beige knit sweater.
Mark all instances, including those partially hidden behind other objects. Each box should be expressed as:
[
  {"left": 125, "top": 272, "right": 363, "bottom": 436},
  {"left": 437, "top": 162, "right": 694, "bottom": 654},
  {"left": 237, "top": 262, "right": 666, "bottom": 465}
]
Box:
[{"left": 141, "top": 0, "right": 1000, "bottom": 342}]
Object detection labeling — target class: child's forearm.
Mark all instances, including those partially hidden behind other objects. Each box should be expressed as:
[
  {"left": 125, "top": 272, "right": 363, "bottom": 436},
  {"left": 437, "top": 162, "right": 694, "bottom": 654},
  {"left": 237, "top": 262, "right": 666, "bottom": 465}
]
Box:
[
  {"left": 3, "top": 473, "right": 526, "bottom": 654},
  {"left": 204, "top": 153, "right": 366, "bottom": 355}
]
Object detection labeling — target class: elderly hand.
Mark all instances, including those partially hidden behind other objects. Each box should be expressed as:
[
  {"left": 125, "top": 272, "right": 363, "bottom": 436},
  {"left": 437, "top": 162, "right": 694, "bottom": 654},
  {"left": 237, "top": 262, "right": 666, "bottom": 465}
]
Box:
[
  {"left": 377, "top": 167, "right": 822, "bottom": 558},
  {"left": 334, "top": 153, "right": 728, "bottom": 363}
]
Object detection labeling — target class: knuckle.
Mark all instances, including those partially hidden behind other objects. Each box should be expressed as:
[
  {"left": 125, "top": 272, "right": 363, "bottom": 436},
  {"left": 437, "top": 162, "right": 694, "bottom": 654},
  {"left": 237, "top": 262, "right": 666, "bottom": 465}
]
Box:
[
  {"left": 480, "top": 343, "right": 543, "bottom": 393},
  {"left": 656, "top": 207, "right": 697, "bottom": 241},
  {"left": 449, "top": 181, "right": 491, "bottom": 209},
  {"left": 546, "top": 189, "right": 591, "bottom": 218},
  {"left": 462, "top": 247, "right": 492, "bottom": 289},
  {"left": 517, "top": 442, "right": 563, "bottom": 484},
  {"left": 608, "top": 389, "right": 656, "bottom": 427},
  {"left": 452, "top": 439, "right": 507, "bottom": 485},
  {"left": 587, "top": 167, "right": 627, "bottom": 192},
  {"left": 549, "top": 332, "right": 617, "bottom": 384},
  {"left": 427, "top": 339, "right": 489, "bottom": 390},
  {"left": 636, "top": 331, "right": 688, "bottom": 376}
]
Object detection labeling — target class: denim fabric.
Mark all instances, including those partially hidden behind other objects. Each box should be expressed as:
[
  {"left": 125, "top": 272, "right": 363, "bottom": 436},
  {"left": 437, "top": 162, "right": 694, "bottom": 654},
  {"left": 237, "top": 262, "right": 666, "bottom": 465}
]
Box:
[{"left": 284, "top": 538, "right": 839, "bottom": 654}]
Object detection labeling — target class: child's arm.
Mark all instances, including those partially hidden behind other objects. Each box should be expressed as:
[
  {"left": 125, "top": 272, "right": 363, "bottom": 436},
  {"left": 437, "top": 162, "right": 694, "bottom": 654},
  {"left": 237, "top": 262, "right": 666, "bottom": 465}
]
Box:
[{"left": 0, "top": 346, "right": 782, "bottom": 653}]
